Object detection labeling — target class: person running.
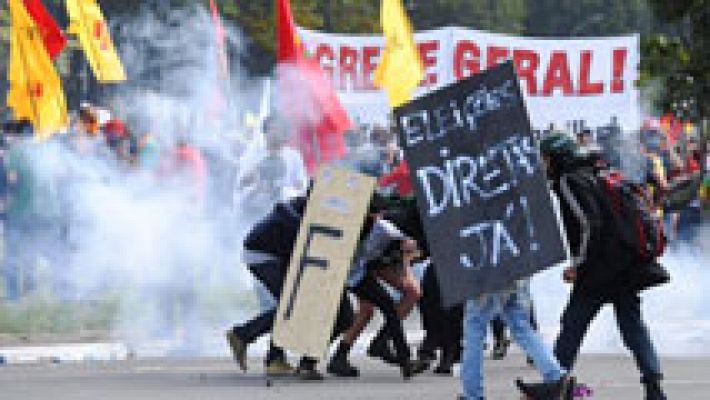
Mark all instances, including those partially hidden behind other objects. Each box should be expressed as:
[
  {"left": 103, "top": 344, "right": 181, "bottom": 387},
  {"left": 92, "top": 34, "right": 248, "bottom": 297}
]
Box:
[
  {"left": 538, "top": 132, "right": 667, "bottom": 400},
  {"left": 226, "top": 194, "right": 353, "bottom": 380},
  {"left": 327, "top": 193, "right": 420, "bottom": 380}
]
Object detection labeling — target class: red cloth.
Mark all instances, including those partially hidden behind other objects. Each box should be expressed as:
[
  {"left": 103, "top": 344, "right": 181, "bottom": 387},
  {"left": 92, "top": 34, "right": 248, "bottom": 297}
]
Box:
[
  {"left": 379, "top": 160, "right": 414, "bottom": 197},
  {"left": 276, "top": 0, "right": 350, "bottom": 175},
  {"left": 685, "top": 155, "right": 700, "bottom": 174},
  {"left": 660, "top": 113, "right": 682, "bottom": 145},
  {"left": 102, "top": 119, "right": 127, "bottom": 138},
  {"left": 23, "top": 0, "right": 67, "bottom": 59},
  {"left": 173, "top": 144, "right": 207, "bottom": 201}
]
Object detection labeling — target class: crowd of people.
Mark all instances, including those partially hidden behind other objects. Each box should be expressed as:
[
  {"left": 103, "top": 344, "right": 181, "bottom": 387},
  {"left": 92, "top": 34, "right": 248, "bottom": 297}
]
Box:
[
  {"left": 0, "top": 104, "right": 209, "bottom": 301},
  {"left": 0, "top": 104, "right": 708, "bottom": 399}
]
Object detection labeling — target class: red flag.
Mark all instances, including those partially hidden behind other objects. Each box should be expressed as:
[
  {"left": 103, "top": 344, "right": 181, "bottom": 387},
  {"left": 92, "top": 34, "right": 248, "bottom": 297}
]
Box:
[
  {"left": 22, "top": 0, "right": 67, "bottom": 59},
  {"left": 276, "top": 0, "right": 350, "bottom": 174},
  {"left": 208, "top": 0, "right": 228, "bottom": 79}
]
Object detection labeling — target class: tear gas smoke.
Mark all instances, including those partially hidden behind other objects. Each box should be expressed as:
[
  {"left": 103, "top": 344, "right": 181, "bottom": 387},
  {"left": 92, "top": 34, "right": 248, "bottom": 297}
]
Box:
[
  {"left": 531, "top": 227, "right": 710, "bottom": 356},
  {"left": 11, "top": 5, "right": 280, "bottom": 356}
]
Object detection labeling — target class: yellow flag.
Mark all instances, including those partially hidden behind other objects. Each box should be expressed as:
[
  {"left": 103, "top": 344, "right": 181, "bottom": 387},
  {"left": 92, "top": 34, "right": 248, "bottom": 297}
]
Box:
[
  {"left": 373, "top": 0, "right": 424, "bottom": 108},
  {"left": 6, "top": 0, "right": 68, "bottom": 139},
  {"left": 66, "top": 0, "right": 126, "bottom": 82}
]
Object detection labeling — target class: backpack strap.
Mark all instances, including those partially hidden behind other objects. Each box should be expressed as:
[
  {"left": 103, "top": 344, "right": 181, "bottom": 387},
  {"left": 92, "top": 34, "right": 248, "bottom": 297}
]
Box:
[{"left": 560, "top": 174, "right": 591, "bottom": 267}]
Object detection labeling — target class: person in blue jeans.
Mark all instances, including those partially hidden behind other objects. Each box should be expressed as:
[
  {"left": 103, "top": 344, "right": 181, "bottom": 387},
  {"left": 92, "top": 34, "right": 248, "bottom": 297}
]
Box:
[{"left": 460, "top": 281, "right": 573, "bottom": 400}]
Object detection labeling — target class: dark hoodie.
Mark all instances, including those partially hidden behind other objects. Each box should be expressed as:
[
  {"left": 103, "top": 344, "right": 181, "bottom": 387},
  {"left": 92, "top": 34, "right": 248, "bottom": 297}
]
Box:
[{"left": 552, "top": 158, "right": 635, "bottom": 295}]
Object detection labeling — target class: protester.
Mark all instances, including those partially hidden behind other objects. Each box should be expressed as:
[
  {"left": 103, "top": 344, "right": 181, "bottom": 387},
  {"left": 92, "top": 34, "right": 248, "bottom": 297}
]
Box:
[
  {"left": 327, "top": 193, "right": 420, "bottom": 380},
  {"left": 414, "top": 264, "right": 463, "bottom": 375},
  {"left": 235, "top": 114, "right": 307, "bottom": 217},
  {"left": 227, "top": 194, "right": 354, "bottom": 380},
  {"left": 538, "top": 132, "right": 668, "bottom": 400},
  {"left": 2, "top": 122, "right": 62, "bottom": 300},
  {"left": 377, "top": 154, "right": 468, "bottom": 375}
]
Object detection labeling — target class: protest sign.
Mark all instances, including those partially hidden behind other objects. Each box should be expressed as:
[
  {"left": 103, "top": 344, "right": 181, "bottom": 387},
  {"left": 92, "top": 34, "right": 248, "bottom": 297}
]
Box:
[
  {"left": 395, "top": 62, "right": 567, "bottom": 306},
  {"left": 272, "top": 166, "right": 375, "bottom": 359}
]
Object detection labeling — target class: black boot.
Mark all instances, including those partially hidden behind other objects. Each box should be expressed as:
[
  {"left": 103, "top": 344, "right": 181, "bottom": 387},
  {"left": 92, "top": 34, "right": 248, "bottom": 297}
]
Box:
[
  {"left": 367, "top": 329, "right": 398, "bottom": 365},
  {"left": 327, "top": 342, "right": 359, "bottom": 378},
  {"left": 295, "top": 357, "right": 324, "bottom": 381},
  {"left": 491, "top": 338, "right": 511, "bottom": 360},
  {"left": 418, "top": 335, "right": 436, "bottom": 362},
  {"left": 400, "top": 359, "right": 417, "bottom": 380},
  {"left": 515, "top": 375, "right": 575, "bottom": 400},
  {"left": 411, "top": 342, "right": 435, "bottom": 374},
  {"left": 434, "top": 347, "right": 455, "bottom": 375},
  {"left": 642, "top": 376, "right": 667, "bottom": 400}
]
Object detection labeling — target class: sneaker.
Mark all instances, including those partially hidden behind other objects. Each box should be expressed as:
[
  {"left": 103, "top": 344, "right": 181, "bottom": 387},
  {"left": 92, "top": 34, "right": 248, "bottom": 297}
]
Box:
[
  {"left": 400, "top": 360, "right": 415, "bottom": 380},
  {"left": 433, "top": 360, "right": 453, "bottom": 375},
  {"left": 327, "top": 356, "right": 360, "bottom": 378},
  {"left": 491, "top": 338, "right": 511, "bottom": 360},
  {"left": 409, "top": 358, "right": 431, "bottom": 375},
  {"left": 295, "top": 364, "right": 324, "bottom": 381},
  {"left": 265, "top": 358, "right": 295, "bottom": 377},
  {"left": 367, "top": 338, "right": 399, "bottom": 365},
  {"left": 225, "top": 330, "right": 248, "bottom": 372},
  {"left": 515, "top": 374, "right": 575, "bottom": 400}
]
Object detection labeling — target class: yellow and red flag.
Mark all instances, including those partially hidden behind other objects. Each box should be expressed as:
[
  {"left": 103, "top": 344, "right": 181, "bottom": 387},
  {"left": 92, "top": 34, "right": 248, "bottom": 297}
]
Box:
[
  {"left": 6, "top": 0, "right": 68, "bottom": 139},
  {"left": 22, "top": 0, "right": 67, "bottom": 59},
  {"left": 66, "top": 0, "right": 126, "bottom": 82},
  {"left": 275, "top": 0, "right": 350, "bottom": 174},
  {"left": 373, "top": 0, "right": 423, "bottom": 108}
]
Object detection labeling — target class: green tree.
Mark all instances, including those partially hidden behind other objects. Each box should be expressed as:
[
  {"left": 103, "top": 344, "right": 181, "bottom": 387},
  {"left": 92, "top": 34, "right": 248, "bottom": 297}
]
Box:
[
  {"left": 407, "top": 0, "right": 526, "bottom": 34},
  {"left": 525, "top": 0, "right": 652, "bottom": 36},
  {"left": 640, "top": 0, "right": 708, "bottom": 121}
]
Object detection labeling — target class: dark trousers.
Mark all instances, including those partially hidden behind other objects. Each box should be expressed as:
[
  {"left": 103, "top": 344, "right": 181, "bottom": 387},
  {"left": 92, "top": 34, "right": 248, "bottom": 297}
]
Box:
[
  {"left": 418, "top": 266, "right": 463, "bottom": 359},
  {"left": 234, "top": 260, "right": 354, "bottom": 363},
  {"left": 554, "top": 288, "right": 663, "bottom": 380},
  {"left": 351, "top": 273, "right": 411, "bottom": 362}
]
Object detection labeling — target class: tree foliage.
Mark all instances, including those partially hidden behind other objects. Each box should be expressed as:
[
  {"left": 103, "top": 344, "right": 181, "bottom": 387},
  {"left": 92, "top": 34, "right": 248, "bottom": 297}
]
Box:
[
  {"left": 525, "top": 0, "right": 652, "bottom": 36},
  {"left": 640, "top": 0, "right": 708, "bottom": 121}
]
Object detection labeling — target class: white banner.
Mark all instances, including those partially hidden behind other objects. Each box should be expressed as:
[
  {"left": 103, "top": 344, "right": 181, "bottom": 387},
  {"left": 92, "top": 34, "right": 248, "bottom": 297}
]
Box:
[{"left": 298, "top": 27, "right": 640, "bottom": 132}]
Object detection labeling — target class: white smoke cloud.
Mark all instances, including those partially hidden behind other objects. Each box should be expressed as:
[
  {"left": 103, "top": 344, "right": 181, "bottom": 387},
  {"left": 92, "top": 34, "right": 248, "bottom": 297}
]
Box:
[
  {"left": 531, "top": 226, "right": 710, "bottom": 356},
  {"left": 6, "top": 5, "right": 286, "bottom": 356}
]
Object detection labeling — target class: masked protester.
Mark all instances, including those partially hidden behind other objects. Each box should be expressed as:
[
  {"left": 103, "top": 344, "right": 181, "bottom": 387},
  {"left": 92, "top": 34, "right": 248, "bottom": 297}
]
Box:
[
  {"left": 226, "top": 194, "right": 354, "bottom": 380},
  {"left": 532, "top": 132, "right": 667, "bottom": 400}
]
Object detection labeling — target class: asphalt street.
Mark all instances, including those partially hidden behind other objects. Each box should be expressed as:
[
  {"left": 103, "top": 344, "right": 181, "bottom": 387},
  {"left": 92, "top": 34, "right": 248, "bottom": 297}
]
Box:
[{"left": 0, "top": 354, "right": 708, "bottom": 399}]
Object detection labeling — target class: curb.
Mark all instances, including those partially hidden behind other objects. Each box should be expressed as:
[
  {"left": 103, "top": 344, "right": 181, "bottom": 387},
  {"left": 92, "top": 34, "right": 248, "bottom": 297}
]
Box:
[{"left": 0, "top": 342, "right": 129, "bottom": 365}]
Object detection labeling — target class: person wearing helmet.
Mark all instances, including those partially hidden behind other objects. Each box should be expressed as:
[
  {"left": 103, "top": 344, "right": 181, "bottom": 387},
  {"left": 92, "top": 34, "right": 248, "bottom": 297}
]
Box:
[{"left": 535, "top": 132, "right": 667, "bottom": 400}]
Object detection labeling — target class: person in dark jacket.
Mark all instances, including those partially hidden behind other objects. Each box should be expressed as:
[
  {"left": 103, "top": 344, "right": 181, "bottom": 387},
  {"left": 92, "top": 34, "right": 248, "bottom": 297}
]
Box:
[
  {"left": 226, "top": 195, "right": 354, "bottom": 380},
  {"left": 539, "top": 132, "right": 667, "bottom": 400}
]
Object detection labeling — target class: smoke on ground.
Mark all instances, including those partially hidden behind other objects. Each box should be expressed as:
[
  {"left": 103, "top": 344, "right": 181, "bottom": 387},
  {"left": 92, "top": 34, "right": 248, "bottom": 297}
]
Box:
[{"left": 531, "top": 226, "right": 710, "bottom": 356}]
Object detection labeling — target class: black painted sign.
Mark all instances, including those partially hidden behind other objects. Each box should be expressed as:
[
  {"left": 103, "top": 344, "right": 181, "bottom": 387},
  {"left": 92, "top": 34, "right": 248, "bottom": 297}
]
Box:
[{"left": 395, "top": 62, "right": 568, "bottom": 306}]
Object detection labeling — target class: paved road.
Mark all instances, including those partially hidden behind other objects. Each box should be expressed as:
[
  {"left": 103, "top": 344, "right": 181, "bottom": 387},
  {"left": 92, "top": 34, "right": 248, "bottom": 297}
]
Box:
[{"left": 0, "top": 355, "right": 707, "bottom": 399}]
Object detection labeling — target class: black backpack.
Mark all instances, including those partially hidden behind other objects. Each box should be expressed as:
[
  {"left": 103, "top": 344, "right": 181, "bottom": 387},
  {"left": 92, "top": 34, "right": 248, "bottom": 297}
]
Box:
[{"left": 595, "top": 169, "right": 666, "bottom": 264}]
